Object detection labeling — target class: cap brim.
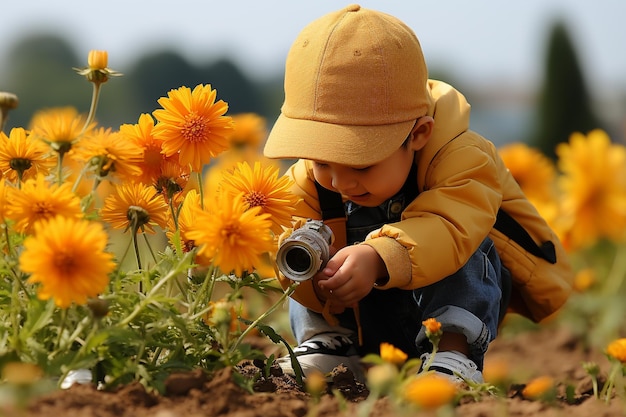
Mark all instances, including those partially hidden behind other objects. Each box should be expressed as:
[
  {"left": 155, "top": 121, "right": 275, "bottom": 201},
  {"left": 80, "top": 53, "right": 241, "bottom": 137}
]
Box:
[{"left": 264, "top": 114, "right": 415, "bottom": 166}]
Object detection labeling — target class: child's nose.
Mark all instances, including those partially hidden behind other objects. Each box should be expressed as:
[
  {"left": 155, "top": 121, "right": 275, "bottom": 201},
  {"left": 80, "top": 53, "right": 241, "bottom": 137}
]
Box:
[{"left": 331, "top": 170, "right": 357, "bottom": 191}]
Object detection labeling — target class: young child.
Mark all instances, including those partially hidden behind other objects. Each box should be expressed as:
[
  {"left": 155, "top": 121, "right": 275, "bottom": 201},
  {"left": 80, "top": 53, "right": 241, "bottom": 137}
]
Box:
[{"left": 263, "top": 4, "right": 573, "bottom": 384}]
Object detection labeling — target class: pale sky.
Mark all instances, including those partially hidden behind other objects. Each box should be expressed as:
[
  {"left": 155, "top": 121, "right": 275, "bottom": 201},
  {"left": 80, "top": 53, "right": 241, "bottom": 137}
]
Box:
[{"left": 1, "top": 0, "right": 625, "bottom": 96}]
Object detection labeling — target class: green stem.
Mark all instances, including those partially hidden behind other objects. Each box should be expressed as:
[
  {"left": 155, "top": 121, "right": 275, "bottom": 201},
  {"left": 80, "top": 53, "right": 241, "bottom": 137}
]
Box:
[
  {"left": 54, "top": 309, "right": 69, "bottom": 352},
  {"left": 142, "top": 232, "right": 158, "bottom": 264},
  {"left": 229, "top": 282, "right": 298, "bottom": 354},
  {"left": 602, "top": 243, "right": 626, "bottom": 295},
  {"left": 197, "top": 171, "right": 204, "bottom": 210},
  {"left": 601, "top": 362, "right": 621, "bottom": 403},
  {"left": 117, "top": 251, "right": 194, "bottom": 328},
  {"left": 81, "top": 83, "right": 101, "bottom": 134},
  {"left": 188, "top": 266, "right": 216, "bottom": 315}
]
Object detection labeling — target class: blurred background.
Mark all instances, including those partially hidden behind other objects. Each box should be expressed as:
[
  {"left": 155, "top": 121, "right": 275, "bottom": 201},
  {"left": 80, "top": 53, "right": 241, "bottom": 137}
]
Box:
[{"left": 1, "top": 0, "right": 625, "bottom": 157}]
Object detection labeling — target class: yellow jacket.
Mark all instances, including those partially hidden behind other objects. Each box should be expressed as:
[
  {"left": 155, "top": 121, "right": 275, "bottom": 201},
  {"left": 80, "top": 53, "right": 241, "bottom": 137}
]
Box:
[{"left": 278, "top": 80, "right": 574, "bottom": 323}]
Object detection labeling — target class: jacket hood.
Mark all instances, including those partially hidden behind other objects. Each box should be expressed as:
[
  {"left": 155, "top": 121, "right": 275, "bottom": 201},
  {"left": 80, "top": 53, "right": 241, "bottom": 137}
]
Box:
[{"left": 416, "top": 80, "right": 472, "bottom": 185}]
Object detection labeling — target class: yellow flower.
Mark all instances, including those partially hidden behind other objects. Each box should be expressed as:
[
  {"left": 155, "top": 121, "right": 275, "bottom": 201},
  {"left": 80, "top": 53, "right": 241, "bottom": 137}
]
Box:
[
  {"left": 380, "top": 342, "right": 408, "bottom": 366},
  {"left": 228, "top": 113, "right": 268, "bottom": 149},
  {"left": 75, "top": 49, "right": 122, "bottom": 85},
  {"left": 155, "top": 158, "right": 190, "bottom": 204},
  {"left": 29, "top": 107, "right": 93, "bottom": 156},
  {"left": 556, "top": 130, "right": 626, "bottom": 250},
  {"left": 0, "top": 127, "right": 54, "bottom": 184},
  {"left": 152, "top": 84, "right": 234, "bottom": 173},
  {"left": 403, "top": 373, "right": 457, "bottom": 409},
  {"left": 187, "top": 193, "right": 274, "bottom": 276},
  {"left": 119, "top": 113, "right": 166, "bottom": 186},
  {"left": 5, "top": 174, "right": 83, "bottom": 234},
  {"left": 71, "top": 127, "right": 143, "bottom": 183},
  {"left": 1, "top": 362, "right": 43, "bottom": 385},
  {"left": 100, "top": 182, "right": 169, "bottom": 234},
  {"left": 521, "top": 375, "right": 555, "bottom": 400},
  {"left": 219, "top": 161, "right": 300, "bottom": 234},
  {"left": 88, "top": 50, "right": 108, "bottom": 70},
  {"left": 498, "top": 142, "right": 557, "bottom": 203},
  {"left": 422, "top": 318, "right": 442, "bottom": 335},
  {"left": 573, "top": 268, "right": 595, "bottom": 292},
  {"left": 607, "top": 338, "right": 626, "bottom": 363},
  {"left": 19, "top": 215, "right": 116, "bottom": 308}
]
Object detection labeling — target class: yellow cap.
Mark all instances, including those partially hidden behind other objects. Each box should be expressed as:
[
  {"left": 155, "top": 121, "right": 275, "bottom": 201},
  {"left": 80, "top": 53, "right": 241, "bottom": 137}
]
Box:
[{"left": 264, "top": 4, "right": 430, "bottom": 165}]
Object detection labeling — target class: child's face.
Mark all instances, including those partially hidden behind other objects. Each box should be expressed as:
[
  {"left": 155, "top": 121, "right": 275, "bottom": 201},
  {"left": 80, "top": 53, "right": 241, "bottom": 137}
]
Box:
[{"left": 312, "top": 143, "right": 415, "bottom": 207}]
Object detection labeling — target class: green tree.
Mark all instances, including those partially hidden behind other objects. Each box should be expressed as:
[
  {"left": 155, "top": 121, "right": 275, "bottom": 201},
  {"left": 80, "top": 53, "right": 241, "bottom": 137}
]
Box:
[
  {"left": 2, "top": 34, "right": 84, "bottom": 130},
  {"left": 530, "top": 20, "right": 602, "bottom": 160}
]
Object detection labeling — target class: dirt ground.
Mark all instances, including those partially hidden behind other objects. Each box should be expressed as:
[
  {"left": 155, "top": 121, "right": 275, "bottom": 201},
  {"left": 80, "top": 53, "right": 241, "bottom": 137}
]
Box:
[{"left": 4, "top": 325, "right": 626, "bottom": 417}]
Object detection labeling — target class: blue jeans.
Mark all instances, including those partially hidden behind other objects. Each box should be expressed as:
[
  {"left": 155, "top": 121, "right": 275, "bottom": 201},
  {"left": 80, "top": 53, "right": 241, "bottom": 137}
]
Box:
[{"left": 288, "top": 237, "right": 509, "bottom": 369}]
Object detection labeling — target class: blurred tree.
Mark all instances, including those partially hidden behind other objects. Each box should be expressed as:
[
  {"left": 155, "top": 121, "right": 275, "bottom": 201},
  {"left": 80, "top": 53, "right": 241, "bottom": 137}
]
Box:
[
  {"left": 0, "top": 33, "right": 283, "bottom": 132},
  {"left": 2, "top": 34, "right": 85, "bottom": 129},
  {"left": 529, "top": 20, "right": 602, "bottom": 160}
]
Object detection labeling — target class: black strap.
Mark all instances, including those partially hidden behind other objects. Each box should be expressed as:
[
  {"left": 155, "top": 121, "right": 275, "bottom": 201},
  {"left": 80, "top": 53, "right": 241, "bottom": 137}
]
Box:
[
  {"left": 314, "top": 181, "right": 346, "bottom": 220},
  {"left": 494, "top": 208, "right": 557, "bottom": 264}
]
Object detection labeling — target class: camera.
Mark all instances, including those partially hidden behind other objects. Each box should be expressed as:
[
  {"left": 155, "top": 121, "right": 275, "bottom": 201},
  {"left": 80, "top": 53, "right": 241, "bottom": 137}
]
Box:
[{"left": 276, "top": 219, "right": 333, "bottom": 282}]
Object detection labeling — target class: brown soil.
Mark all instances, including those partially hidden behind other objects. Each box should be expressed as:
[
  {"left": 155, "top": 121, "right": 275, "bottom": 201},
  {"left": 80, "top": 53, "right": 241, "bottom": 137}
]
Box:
[{"left": 4, "top": 325, "right": 625, "bottom": 417}]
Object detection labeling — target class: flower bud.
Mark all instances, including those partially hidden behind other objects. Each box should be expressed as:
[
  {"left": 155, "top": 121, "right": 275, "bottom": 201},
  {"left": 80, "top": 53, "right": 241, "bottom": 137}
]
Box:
[
  {"left": 380, "top": 342, "right": 408, "bottom": 366},
  {"left": 88, "top": 50, "right": 108, "bottom": 70},
  {"left": 403, "top": 373, "right": 457, "bottom": 409},
  {"left": 0, "top": 92, "right": 19, "bottom": 110},
  {"left": 521, "top": 375, "right": 555, "bottom": 400},
  {"left": 367, "top": 363, "right": 398, "bottom": 395}
]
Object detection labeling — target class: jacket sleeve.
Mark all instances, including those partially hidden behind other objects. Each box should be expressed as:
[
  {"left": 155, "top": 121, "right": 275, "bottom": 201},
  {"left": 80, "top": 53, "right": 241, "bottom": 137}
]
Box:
[{"left": 364, "top": 134, "right": 503, "bottom": 290}]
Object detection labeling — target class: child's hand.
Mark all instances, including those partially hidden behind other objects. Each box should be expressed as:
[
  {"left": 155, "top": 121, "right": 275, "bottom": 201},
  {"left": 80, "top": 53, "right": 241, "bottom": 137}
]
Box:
[{"left": 316, "top": 245, "right": 387, "bottom": 312}]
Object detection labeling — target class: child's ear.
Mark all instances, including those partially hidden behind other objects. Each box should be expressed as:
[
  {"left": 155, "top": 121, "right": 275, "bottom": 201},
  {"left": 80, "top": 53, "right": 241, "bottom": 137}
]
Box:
[{"left": 409, "top": 116, "right": 434, "bottom": 151}]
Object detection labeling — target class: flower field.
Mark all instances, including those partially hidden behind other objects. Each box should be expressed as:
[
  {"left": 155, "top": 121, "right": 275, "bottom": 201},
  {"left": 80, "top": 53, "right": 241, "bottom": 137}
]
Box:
[{"left": 1, "top": 51, "right": 626, "bottom": 416}]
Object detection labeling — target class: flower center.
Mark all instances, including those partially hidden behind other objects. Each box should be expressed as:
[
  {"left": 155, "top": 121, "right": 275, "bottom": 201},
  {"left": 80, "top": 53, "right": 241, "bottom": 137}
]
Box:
[
  {"left": 53, "top": 251, "right": 75, "bottom": 274},
  {"left": 127, "top": 206, "right": 150, "bottom": 231},
  {"left": 181, "top": 113, "right": 207, "bottom": 143},
  {"left": 34, "top": 201, "right": 54, "bottom": 215},
  {"left": 244, "top": 191, "right": 267, "bottom": 209},
  {"left": 9, "top": 158, "right": 33, "bottom": 174},
  {"left": 221, "top": 223, "right": 240, "bottom": 245}
]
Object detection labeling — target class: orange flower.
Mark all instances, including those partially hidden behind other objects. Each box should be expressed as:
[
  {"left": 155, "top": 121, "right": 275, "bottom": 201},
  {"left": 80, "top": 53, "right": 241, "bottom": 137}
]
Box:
[
  {"left": 152, "top": 84, "right": 234, "bottom": 173},
  {"left": 19, "top": 215, "right": 115, "bottom": 308},
  {"left": 607, "top": 338, "right": 626, "bottom": 363},
  {"left": 88, "top": 50, "right": 108, "bottom": 70},
  {"left": 573, "top": 268, "right": 595, "bottom": 292},
  {"left": 71, "top": 127, "right": 143, "bottom": 183},
  {"left": 119, "top": 113, "right": 165, "bottom": 186},
  {"left": 29, "top": 107, "right": 93, "bottom": 156},
  {"left": 228, "top": 113, "right": 268, "bottom": 149},
  {"left": 498, "top": 142, "right": 557, "bottom": 204},
  {"left": 422, "top": 318, "right": 442, "bottom": 335},
  {"left": 0, "top": 127, "right": 54, "bottom": 184},
  {"left": 100, "top": 182, "right": 169, "bottom": 234},
  {"left": 219, "top": 161, "right": 300, "bottom": 234},
  {"left": 556, "top": 129, "right": 626, "bottom": 250},
  {"left": 5, "top": 174, "right": 83, "bottom": 234},
  {"left": 380, "top": 342, "right": 408, "bottom": 366},
  {"left": 403, "top": 373, "right": 457, "bottom": 409},
  {"left": 521, "top": 376, "right": 555, "bottom": 400},
  {"left": 186, "top": 193, "right": 274, "bottom": 276}
]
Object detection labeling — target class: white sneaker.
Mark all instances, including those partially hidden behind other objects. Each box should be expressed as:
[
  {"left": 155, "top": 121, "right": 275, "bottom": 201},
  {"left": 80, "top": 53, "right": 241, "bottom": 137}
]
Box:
[
  {"left": 419, "top": 351, "right": 483, "bottom": 384},
  {"left": 277, "top": 333, "right": 364, "bottom": 382}
]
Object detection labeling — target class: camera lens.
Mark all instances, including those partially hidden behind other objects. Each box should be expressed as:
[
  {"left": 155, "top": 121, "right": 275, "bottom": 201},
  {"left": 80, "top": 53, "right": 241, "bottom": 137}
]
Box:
[{"left": 285, "top": 247, "right": 312, "bottom": 273}]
